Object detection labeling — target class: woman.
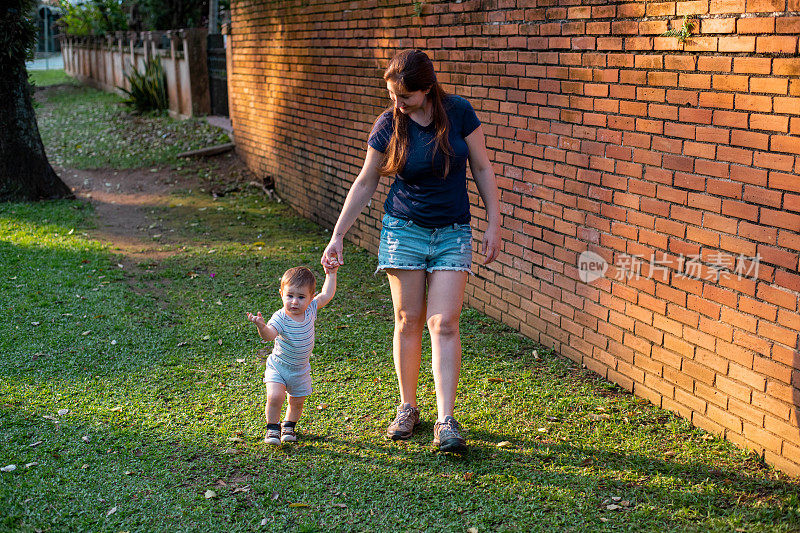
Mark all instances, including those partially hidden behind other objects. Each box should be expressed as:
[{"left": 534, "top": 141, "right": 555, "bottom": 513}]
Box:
[{"left": 321, "top": 49, "right": 500, "bottom": 453}]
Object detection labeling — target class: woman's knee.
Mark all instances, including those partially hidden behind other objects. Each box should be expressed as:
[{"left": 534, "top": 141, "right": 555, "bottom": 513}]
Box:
[
  {"left": 427, "top": 313, "right": 460, "bottom": 338},
  {"left": 395, "top": 310, "right": 425, "bottom": 335}
]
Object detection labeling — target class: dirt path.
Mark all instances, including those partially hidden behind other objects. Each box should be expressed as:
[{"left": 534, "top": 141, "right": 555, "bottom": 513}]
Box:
[{"left": 56, "top": 153, "right": 254, "bottom": 268}]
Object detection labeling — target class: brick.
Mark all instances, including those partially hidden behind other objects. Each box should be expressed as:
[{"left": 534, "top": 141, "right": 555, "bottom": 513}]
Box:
[
  {"left": 774, "top": 97, "right": 800, "bottom": 114},
  {"left": 757, "top": 244, "right": 799, "bottom": 270},
  {"left": 756, "top": 35, "right": 798, "bottom": 54},
  {"left": 729, "top": 363, "right": 768, "bottom": 392},
  {"left": 699, "top": 91, "right": 735, "bottom": 110},
  {"left": 730, "top": 129, "right": 769, "bottom": 150},
  {"left": 696, "top": 381, "right": 729, "bottom": 409},
  {"left": 728, "top": 398, "right": 766, "bottom": 426},
  {"left": 774, "top": 58, "right": 800, "bottom": 76},
  {"left": 718, "top": 35, "right": 756, "bottom": 52},
  {"left": 742, "top": 421, "right": 783, "bottom": 453},
  {"left": 716, "top": 375, "right": 754, "bottom": 404},
  {"left": 777, "top": 16, "right": 800, "bottom": 33},
  {"left": 712, "top": 0, "right": 746, "bottom": 13},
  {"left": 735, "top": 94, "right": 773, "bottom": 113},
  {"left": 700, "top": 57, "right": 733, "bottom": 73},
  {"left": 759, "top": 320, "right": 799, "bottom": 347},
  {"left": 752, "top": 389, "right": 792, "bottom": 418},
  {"left": 759, "top": 283, "right": 799, "bottom": 310},
  {"left": 733, "top": 57, "right": 772, "bottom": 75},
  {"left": 765, "top": 414, "right": 800, "bottom": 443},
  {"left": 713, "top": 74, "right": 748, "bottom": 92},
  {"left": 750, "top": 113, "right": 789, "bottom": 133},
  {"left": 751, "top": 77, "right": 789, "bottom": 95},
  {"left": 746, "top": 0, "right": 786, "bottom": 10},
  {"left": 738, "top": 17, "right": 776, "bottom": 34},
  {"left": 717, "top": 145, "right": 753, "bottom": 165},
  {"left": 764, "top": 451, "right": 800, "bottom": 477},
  {"left": 702, "top": 18, "right": 736, "bottom": 33},
  {"left": 768, "top": 171, "right": 800, "bottom": 193},
  {"left": 647, "top": 2, "right": 676, "bottom": 16},
  {"left": 685, "top": 36, "right": 719, "bottom": 52},
  {"left": 772, "top": 135, "right": 800, "bottom": 155}
]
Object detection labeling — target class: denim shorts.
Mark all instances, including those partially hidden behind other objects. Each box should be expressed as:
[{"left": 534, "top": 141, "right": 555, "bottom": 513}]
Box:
[{"left": 376, "top": 213, "right": 473, "bottom": 273}]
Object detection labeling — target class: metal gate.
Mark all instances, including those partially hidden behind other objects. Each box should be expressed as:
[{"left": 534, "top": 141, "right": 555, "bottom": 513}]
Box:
[{"left": 207, "top": 34, "right": 228, "bottom": 116}]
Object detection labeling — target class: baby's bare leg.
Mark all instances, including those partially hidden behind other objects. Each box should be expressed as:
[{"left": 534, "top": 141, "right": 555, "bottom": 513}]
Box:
[
  {"left": 284, "top": 395, "right": 305, "bottom": 423},
  {"left": 265, "top": 382, "right": 287, "bottom": 424}
]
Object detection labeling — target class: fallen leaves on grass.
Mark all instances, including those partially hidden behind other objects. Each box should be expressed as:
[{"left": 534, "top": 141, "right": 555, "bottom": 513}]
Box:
[
  {"left": 288, "top": 502, "right": 309, "bottom": 508},
  {"left": 204, "top": 490, "right": 217, "bottom": 499},
  {"left": 1, "top": 465, "right": 17, "bottom": 472}
]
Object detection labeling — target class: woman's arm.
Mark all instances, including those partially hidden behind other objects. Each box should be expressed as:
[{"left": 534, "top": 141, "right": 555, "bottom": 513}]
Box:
[
  {"left": 322, "top": 146, "right": 384, "bottom": 267},
  {"left": 465, "top": 125, "right": 501, "bottom": 265}
]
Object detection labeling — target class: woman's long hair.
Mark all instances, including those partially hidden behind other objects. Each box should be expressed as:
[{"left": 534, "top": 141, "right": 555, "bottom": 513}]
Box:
[{"left": 379, "top": 49, "right": 453, "bottom": 178}]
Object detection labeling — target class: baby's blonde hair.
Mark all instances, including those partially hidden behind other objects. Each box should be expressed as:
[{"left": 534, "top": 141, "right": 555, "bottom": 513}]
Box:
[{"left": 280, "top": 266, "right": 316, "bottom": 293}]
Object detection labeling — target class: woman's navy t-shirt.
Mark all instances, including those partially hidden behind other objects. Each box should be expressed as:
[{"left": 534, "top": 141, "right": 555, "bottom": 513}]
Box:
[{"left": 367, "top": 94, "right": 481, "bottom": 228}]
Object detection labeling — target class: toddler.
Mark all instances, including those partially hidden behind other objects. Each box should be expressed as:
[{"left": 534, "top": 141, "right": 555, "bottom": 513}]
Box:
[{"left": 246, "top": 264, "right": 337, "bottom": 444}]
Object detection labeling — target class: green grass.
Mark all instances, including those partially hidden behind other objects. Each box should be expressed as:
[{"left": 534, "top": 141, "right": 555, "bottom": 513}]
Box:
[
  {"left": 35, "top": 83, "right": 230, "bottom": 170},
  {"left": 0, "top": 83, "right": 798, "bottom": 532},
  {"left": 29, "top": 69, "right": 74, "bottom": 88}
]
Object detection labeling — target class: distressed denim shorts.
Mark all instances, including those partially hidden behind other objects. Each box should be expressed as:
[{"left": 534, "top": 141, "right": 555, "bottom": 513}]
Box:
[{"left": 376, "top": 213, "right": 473, "bottom": 274}]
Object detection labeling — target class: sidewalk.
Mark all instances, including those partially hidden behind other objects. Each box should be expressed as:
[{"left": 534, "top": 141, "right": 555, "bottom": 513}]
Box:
[{"left": 26, "top": 53, "right": 64, "bottom": 71}]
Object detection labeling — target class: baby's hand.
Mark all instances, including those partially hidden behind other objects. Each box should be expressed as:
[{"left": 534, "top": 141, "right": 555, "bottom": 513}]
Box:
[
  {"left": 323, "top": 261, "right": 339, "bottom": 274},
  {"left": 246, "top": 311, "right": 266, "bottom": 327}
]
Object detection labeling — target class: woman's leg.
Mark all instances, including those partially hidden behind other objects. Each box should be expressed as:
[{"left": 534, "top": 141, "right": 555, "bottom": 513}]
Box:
[
  {"left": 426, "top": 270, "right": 468, "bottom": 421},
  {"left": 385, "top": 268, "right": 427, "bottom": 406}
]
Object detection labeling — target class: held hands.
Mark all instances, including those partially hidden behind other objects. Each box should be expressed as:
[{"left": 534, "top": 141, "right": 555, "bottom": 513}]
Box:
[
  {"left": 323, "top": 261, "right": 339, "bottom": 275},
  {"left": 321, "top": 238, "right": 343, "bottom": 271}
]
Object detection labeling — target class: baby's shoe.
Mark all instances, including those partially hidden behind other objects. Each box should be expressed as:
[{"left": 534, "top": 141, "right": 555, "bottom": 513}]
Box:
[
  {"left": 281, "top": 421, "right": 297, "bottom": 443},
  {"left": 264, "top": 424, "right": 281, "bottom": 445}
]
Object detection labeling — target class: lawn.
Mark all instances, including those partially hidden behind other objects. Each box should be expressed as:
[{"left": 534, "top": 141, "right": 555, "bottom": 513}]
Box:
[
  {"left": 0, "top": 78, "right": 798, "bottom": 532},
  {"left": 29, "top": 68, "right": 74, "bottom": 88}
]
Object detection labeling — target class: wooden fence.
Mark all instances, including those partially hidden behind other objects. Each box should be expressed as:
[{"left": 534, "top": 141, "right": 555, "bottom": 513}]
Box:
[{"left": 59, "top": 29, "right": 210, "bottom": 119}]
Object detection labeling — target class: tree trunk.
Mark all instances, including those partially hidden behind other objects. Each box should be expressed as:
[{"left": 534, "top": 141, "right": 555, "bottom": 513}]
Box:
[{"left": 0, "top": 56, "right": 73, "bottom": 202}]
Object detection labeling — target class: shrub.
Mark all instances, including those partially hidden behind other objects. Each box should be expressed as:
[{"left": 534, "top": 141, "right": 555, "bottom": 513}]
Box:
[
  {"left": 119, "top": 55, "right": 168, "bottom": 113},
  {"left": 58, "top": 0, "right": 128, "bottom": 37}
]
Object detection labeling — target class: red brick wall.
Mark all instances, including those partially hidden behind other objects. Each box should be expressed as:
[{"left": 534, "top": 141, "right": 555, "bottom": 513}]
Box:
[{"left": 228, "top": 0, "right": 800, "bottom": 475}]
